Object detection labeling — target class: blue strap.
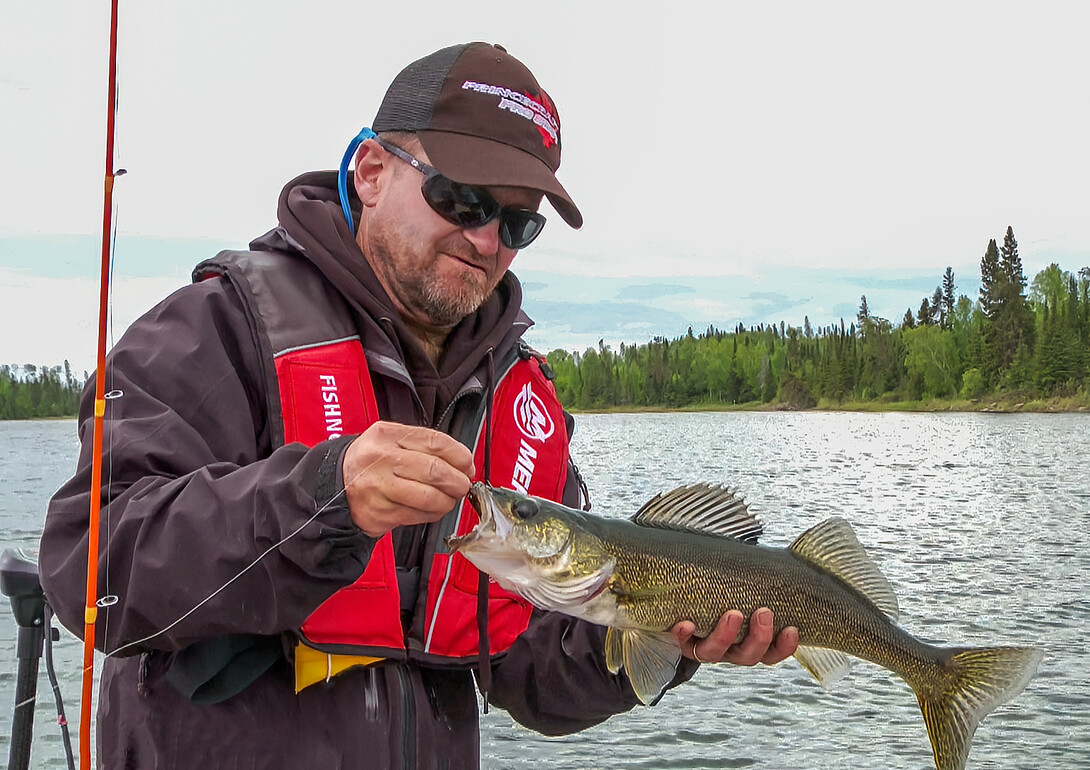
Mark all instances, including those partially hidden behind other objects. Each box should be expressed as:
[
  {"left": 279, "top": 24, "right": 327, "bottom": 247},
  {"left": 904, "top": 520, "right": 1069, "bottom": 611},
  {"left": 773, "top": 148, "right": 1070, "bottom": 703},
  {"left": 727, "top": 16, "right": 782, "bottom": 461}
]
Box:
[{"left": 337, "top": 127, "right": 377, "bottom": 230}]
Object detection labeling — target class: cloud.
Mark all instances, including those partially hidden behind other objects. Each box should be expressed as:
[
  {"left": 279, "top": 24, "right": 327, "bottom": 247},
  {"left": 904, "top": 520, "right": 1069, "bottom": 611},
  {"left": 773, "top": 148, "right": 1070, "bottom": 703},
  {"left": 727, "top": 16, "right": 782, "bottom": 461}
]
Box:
[
  {"left": 614, "top": 284, "right": 696, "bottom": 301},
  {"left": 745, "top": 292, "right": 812, "bottom": 317}
]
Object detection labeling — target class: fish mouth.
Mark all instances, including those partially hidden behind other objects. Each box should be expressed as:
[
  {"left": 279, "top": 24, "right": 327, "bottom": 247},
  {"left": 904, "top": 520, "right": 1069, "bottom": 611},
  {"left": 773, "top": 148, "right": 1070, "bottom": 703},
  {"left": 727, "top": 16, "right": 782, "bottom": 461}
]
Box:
[{"left": 447, "top": 482, "right": 513, "bottom": 552}]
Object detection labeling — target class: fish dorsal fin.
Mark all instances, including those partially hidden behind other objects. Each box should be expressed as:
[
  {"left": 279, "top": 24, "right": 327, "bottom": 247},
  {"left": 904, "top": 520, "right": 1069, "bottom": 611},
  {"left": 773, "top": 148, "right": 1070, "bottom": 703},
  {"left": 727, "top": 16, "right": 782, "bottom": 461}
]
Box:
[
  {"left": 788, "top": 517, "right": 899, "bottom": 620},
  {"left": 632, "top": 484, "right": 763, "bottom": 543}
]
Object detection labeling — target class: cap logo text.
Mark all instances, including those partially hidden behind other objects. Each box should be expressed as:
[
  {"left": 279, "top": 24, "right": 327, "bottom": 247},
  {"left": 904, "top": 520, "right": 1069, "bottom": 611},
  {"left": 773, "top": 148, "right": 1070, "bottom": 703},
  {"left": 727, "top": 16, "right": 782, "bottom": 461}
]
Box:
[{"left": 461, "top": 80, "right": 559, "bottom": 148}]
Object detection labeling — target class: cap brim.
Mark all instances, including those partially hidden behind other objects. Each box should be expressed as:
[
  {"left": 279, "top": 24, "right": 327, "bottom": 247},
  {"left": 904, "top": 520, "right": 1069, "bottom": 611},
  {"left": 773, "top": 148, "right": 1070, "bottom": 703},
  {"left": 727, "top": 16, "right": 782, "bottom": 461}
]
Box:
[{"left": 417, "top": 131, "right": 583, "bottom": 229}]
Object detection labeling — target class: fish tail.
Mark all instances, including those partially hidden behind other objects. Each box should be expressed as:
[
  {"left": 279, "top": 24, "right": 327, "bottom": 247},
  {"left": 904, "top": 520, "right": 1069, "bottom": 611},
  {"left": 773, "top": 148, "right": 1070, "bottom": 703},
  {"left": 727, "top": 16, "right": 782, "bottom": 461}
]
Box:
[{"left": 913, "top": 646, "right": 1043, "bottom": 770}]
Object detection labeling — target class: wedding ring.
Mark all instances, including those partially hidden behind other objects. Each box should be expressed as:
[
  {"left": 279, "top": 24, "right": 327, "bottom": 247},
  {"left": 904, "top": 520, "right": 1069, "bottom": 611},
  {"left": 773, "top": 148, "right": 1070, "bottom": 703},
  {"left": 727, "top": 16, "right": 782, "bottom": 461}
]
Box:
[{"left": 692, "top": 639, "right": 707, "bottom": 664}]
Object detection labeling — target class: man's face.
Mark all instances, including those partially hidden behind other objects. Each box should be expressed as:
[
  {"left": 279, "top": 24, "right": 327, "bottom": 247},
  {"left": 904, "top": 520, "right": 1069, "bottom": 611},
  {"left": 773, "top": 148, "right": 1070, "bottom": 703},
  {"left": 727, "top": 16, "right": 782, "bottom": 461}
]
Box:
[{"left": 361, "top": 143, "right": 543, "bottom": 333}]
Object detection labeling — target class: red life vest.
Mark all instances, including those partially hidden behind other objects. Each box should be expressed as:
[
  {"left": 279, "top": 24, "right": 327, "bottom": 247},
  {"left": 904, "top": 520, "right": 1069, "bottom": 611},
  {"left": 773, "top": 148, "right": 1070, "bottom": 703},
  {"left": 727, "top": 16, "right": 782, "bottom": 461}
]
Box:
[
  {"left": 195, "top": 250, "right": 572, "bottom": 678},
  {"left": 276, "top": 336, "right": 570, "bottom": 664}
]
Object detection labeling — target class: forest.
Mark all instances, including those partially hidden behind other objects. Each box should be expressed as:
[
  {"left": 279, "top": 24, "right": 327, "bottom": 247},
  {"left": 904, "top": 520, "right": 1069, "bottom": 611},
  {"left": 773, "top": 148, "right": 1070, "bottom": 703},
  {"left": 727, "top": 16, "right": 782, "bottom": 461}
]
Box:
[
  {"left": 0, "top": 362, "right": 84, "bottom": 419},
  {"left": 546, "top": 228, "right": 1090, "bottom": 411},
  {"left": 3, "top": 228, "right": 1088, "bottom": 419}
]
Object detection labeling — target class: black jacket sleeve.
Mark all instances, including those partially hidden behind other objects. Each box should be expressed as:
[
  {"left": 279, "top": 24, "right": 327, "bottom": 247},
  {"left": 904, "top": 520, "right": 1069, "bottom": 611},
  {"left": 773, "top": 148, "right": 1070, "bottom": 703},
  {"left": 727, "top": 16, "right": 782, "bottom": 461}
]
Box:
[{"left": 39, "top": 278, "right": 375, "bottom": 655}]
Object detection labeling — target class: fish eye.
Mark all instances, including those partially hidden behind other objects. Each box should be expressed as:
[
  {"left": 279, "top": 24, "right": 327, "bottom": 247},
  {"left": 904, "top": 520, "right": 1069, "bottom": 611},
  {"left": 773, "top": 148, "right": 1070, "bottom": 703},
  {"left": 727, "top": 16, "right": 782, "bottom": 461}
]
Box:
[{"left": 512, "top": 498, "right": 539, "bottom": 520}]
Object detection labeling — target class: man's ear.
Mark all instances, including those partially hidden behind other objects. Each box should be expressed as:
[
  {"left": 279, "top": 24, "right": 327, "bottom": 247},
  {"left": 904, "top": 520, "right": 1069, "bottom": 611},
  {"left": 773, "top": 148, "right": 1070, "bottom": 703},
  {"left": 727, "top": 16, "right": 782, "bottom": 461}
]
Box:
[{"left": 353, "top": 140, "right": 386, "bottom": 207}]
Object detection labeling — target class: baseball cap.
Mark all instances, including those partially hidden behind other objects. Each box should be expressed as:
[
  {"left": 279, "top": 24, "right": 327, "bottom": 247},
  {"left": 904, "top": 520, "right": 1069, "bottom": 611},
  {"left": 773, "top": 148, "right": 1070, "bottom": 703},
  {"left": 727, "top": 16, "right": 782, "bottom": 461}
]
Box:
[{"left": 372, "top": 42, "right": 582, "bottom": 229}]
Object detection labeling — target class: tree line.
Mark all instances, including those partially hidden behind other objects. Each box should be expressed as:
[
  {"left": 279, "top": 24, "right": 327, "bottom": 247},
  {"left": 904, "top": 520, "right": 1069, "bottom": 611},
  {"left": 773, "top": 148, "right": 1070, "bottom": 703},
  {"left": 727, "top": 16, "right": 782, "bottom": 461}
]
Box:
[
  {"left": 0, "top": 362, "right": 85, "bottom": 419},
  {"left": 4, "top": 227, "right": 1087, "bottom": 418},
  {"left": 546, "top": 227, "right": 1090, "bottom": 410}
]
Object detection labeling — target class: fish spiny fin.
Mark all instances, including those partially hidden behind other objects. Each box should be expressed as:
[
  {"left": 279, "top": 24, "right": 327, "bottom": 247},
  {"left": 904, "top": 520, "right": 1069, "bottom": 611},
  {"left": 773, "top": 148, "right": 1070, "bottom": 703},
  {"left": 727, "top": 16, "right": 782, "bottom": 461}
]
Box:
[
  {"left": 915, "top": 646, "right": 1043, "bottom": 770},
  {"left": 793, "top": 645, "right": 853, "bottom": 689},
  {"left": 632, "top": 484, "right": 763, "bottom": 543},
  {"left": 788, "top": 517, "right": 899, "bottom": 620},
  {"left": 616, "top": 629, "right": 682, "bottom": 705}
]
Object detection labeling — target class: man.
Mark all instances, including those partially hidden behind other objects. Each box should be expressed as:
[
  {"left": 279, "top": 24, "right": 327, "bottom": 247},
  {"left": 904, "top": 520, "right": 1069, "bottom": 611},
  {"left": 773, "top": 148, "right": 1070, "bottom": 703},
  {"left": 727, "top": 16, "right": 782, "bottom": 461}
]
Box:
[{"left": 40, "top": 43, "right": 797, "bottom": 768}]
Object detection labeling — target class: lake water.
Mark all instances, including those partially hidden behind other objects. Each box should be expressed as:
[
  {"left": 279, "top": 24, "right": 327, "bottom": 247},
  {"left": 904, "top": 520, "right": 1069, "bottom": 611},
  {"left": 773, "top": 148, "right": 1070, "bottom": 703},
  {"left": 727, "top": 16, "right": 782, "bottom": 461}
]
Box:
[{"left": 1, "top": 413, "right": 1087, "bottom": 768}]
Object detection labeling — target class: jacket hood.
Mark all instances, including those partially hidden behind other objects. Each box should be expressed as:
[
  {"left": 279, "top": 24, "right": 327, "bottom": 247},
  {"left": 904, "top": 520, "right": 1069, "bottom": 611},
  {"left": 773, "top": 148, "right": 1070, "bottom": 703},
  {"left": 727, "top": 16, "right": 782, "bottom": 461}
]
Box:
[{"left": 251, "top": 171, "right": 532, "bottom": 419}]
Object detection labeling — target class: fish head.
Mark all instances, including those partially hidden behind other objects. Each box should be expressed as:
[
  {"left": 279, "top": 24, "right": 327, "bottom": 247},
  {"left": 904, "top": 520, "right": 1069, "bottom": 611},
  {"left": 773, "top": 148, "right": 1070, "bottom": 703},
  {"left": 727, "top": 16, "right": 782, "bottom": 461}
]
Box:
[{"left": 447, "top": 482, "right": 614, "bottom": 612}]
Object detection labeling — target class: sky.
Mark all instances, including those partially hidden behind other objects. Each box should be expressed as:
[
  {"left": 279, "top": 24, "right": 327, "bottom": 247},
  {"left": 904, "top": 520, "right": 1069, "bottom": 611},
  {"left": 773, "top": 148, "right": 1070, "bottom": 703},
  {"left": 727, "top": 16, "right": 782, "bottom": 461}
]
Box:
[{"left": 3, "top": 1, "right": 1089, "bottom": 375}]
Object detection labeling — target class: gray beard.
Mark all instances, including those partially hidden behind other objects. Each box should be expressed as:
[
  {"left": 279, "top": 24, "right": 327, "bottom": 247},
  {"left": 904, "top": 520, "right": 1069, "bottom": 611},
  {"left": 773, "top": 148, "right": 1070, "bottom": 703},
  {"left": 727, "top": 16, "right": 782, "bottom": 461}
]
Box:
[{"left": 418, "top": 271, "right": 487, "bottom": 328}]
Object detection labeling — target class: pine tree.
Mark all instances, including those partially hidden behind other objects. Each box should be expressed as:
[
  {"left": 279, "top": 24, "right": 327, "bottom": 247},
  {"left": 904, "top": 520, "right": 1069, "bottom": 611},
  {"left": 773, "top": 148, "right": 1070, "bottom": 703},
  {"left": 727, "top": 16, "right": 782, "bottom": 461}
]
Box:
[
  {"left": 941, "top": 267, "right": 956, "bottom": 328},
  {"left": 917, "top": 297, "right": 933, "bottom": 326},
  {"left": 996, "top": 226, "right": 1035, "bottom": 373},
  {"left": 980, "top": 238, "right": 1003, "bottom": 319},
  {"left": 932, "top": 287, "right": 946, "bottom": 329}
]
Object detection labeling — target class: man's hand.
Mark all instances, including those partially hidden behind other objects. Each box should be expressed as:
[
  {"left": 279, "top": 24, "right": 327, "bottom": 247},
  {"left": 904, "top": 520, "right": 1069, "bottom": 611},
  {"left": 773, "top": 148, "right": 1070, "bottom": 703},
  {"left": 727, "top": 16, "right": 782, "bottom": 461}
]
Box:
[
  {"left": 342, "top": 422, "right": 475, "bottom": 537},
  {"left": 671, "top": 608, "right": 799, "bottom": 666}
]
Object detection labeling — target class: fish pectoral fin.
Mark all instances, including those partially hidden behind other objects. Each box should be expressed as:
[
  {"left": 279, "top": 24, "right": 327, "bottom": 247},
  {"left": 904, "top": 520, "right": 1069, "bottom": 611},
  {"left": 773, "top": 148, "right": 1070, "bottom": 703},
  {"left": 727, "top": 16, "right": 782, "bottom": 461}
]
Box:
[
  {"left": 794, "top": 645, "right": 853, "bottom": 690},
  {"left": 609, "top": 628, "right": 682, "bottom": 706},
  {"left": 604, "top": 627, "right": 624, "bottom": 675}
]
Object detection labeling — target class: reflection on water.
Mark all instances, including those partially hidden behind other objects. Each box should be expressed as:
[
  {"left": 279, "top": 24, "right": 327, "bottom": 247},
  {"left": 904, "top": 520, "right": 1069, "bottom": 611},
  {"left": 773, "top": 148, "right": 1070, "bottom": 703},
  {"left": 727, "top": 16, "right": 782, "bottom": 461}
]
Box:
[
  {"left": 1, "top": 414, "right": 1087, "bottom": 768},
  {"left": 480, "top": 412, "right": 1089, "bottom": 769}
]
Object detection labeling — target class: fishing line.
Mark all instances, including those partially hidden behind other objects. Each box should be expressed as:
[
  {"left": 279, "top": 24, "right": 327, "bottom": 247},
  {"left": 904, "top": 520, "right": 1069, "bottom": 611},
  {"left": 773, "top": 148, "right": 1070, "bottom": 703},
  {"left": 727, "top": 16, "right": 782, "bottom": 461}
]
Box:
[
  {"left": 102, "top": 477, "right": 355, "bottom": 659},
  {"left": 102, "top": 186, "right": 121, "bottom": 652}
]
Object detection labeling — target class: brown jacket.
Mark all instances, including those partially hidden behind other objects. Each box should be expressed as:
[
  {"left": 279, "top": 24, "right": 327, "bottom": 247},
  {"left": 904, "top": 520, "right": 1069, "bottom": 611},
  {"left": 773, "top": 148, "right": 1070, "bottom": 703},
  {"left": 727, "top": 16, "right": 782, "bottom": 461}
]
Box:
[{"left": 39, "top": 172, "right": 695, "bottom": 768}]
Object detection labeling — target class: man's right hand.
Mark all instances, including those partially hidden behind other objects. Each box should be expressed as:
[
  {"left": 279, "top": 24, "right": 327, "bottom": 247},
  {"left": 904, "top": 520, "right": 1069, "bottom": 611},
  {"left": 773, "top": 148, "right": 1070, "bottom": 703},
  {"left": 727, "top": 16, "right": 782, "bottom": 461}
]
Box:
[{"left": 340, "top": 422, "right": 475, "bottom": 538}]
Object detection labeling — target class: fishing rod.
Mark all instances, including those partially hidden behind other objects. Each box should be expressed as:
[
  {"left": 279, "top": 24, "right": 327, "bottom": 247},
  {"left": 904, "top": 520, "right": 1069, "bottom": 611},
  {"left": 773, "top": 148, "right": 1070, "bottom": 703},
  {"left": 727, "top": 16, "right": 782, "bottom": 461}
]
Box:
[{"left": 78, "top": 0, "right": 122, "bottom": 767}]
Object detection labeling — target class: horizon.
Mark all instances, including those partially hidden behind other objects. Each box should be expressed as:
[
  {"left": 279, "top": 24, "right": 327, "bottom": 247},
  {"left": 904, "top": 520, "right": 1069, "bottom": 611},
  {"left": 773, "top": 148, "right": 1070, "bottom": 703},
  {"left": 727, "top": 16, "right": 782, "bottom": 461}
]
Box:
[{"left": 3, "top": 231, "right": 1084, "bottom": 378}]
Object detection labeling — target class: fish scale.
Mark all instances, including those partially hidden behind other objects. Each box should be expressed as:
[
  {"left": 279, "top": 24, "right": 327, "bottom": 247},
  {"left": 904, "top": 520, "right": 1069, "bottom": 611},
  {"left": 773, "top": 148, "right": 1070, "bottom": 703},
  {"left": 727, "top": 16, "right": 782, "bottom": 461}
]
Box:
[{"left": 449, "top": 482, "right": 1043, "bottom": 770}]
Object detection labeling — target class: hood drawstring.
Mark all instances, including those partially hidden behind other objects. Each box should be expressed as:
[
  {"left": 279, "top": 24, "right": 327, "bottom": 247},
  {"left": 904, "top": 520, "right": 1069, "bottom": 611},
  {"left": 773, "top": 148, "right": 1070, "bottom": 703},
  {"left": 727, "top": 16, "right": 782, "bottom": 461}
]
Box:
[{"left": 476, "top": 349, "right": 496, "bottom": 712}]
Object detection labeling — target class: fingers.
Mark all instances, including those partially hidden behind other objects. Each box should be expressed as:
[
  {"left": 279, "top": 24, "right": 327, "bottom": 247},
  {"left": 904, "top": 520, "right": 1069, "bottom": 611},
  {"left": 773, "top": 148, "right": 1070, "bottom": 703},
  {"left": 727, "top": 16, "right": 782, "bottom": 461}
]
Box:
[
  {"left": 673, "top": 608, "right": 799, "bottom": 667},
  {"left": 762, "top": 623, "right": 800, "bottom": 665},
  {"left": 342, "top": 422, "right": 475, "bottom": 537}
]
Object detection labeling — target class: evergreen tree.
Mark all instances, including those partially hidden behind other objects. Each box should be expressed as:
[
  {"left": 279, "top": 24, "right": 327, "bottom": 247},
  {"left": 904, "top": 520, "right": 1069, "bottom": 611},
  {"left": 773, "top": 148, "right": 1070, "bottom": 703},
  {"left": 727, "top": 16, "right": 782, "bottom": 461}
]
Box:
[
  {"left": 857, "top": 295, "right": 870, "bottom": 329},
  {"left": 979, "top": 238, "right": 1003, "bottom": 319},
  {"left": 942, "top": 267, "right": 956, "bottom": 326},
  {"left": 932, "top": 286, "right": 946, "bottom": 329},
  {"left": 995, "top": 226, "right": 1036, "bottom": 374},
  {"left": 917, "top": 297, "right": 933, "bottom": 326}
]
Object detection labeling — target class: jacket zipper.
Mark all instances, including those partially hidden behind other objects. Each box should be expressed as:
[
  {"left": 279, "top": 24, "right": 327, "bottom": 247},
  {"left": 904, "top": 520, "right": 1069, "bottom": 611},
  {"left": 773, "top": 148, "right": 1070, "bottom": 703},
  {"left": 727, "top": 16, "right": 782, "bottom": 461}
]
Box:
[{"left": 397, "top": 664, "right": 417, "bottom": 769}]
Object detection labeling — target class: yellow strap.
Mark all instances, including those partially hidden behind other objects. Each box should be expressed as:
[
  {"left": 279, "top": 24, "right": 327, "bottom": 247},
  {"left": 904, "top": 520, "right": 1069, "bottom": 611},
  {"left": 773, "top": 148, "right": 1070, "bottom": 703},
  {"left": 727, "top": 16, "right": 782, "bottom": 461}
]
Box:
[{"left": 294, "top": 642, "right": 384, "bottom": 693}]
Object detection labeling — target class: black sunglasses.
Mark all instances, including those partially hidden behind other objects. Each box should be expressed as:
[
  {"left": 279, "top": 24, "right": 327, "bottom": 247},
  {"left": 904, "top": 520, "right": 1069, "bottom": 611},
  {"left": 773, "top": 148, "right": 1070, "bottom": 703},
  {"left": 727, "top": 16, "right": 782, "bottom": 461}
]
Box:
[{"left": 374, "top": 137, "right": 547, "bottom": 250}]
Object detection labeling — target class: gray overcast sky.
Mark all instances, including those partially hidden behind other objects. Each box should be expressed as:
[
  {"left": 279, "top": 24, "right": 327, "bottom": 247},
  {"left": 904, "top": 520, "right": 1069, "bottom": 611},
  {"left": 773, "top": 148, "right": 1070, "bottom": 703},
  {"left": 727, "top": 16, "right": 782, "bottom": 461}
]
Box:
[{"left": 3, "top": 1, "right": 1089, "bottom": 371}]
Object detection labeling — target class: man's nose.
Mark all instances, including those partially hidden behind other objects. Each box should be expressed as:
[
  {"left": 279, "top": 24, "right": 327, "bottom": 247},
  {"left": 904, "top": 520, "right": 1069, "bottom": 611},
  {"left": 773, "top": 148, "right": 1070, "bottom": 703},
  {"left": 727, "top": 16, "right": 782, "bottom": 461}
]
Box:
[{"left": 461, "top": 218, "right": 502, "bottom": 257}]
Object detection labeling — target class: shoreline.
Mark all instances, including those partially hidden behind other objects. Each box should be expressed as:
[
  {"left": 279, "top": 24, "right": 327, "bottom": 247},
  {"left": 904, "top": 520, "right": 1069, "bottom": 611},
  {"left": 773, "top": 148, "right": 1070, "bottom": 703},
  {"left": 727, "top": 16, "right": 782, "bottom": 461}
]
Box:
[
  {"left": 568, "top": 393, "right": 1090, "bottom": 415},
  {"left": 3, "top": 395, "right": 1089, "bottom": 422}
]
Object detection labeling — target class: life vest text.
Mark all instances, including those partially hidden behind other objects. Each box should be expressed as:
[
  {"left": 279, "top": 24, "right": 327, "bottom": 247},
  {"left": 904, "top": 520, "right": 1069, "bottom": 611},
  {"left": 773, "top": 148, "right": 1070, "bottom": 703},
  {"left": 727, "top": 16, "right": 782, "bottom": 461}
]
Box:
[
  {"left": 319, "top": 374, "right": 343, "bottom": 439},
  {"left": 510, "top": 439, "right": 538, "bottom": 493}
]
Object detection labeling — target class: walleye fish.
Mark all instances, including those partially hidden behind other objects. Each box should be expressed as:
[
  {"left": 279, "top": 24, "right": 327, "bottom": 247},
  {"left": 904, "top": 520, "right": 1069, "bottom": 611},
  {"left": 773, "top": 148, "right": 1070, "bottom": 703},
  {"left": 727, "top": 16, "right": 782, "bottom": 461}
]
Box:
[{"left": 448, "top": 482, "right": 1042, "bottom": 770}]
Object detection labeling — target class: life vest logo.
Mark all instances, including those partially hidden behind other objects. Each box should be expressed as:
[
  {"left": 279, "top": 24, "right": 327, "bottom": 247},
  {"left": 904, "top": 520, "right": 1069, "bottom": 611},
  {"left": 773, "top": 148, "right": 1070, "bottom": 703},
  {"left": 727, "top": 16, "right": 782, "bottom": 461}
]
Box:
[{"left": 513, "top": 382, "right": 554, "bottom": 442}]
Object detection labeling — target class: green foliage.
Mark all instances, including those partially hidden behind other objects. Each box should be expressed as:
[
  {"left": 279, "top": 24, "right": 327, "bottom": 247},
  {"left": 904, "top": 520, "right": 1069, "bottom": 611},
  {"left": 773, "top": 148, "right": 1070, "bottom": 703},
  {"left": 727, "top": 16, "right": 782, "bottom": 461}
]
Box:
[
  {"left": 544, "top": 244, "right": 1090, "bottom": 411},
  {"left": 0, "top": 362, "right": 84, "bottom": 419},
  {"left": 960, "top": 367, "right": 986, "bottom": 399}
]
